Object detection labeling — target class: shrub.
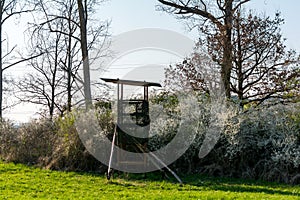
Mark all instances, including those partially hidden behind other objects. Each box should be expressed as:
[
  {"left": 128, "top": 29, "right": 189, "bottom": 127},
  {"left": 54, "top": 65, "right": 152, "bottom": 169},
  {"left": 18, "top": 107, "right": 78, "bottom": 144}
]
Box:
[
  {"left": 42, "top": 112, "right": 103, "bottom": 172},
  {"left": 148, "top": 91, "right": 235, "bottom": 174},
  {"left": 0, "top": 112, "right": 103, "bottom": 172},
  {"left": 149, "top": 91, "right": 300, "bottom": 183},
  {"left": 0, "top": 119, "right": 58, "bottom": 165},
  {"left": 0, "top": 120, "right": 20, "bottom": 161},
  {"left": 1, "top": 97, "right": 300, "bottom": 184},
  {"left": 198, "top": 103, "right": 300, "bottom": 183}
]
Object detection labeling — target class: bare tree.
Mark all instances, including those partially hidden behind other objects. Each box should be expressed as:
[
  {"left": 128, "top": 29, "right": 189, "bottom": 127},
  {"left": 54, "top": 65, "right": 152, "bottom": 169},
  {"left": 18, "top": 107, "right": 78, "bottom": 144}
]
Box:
[
  {"left": 157, "top": 0, "right": 251, "bottom": 98},
  {"left": 16, "top": 0, "right": 109, "bottom": 118},
  {"left": 39, "top": 0, "right": 82, "bottom": 112},
  {"left": 16, "top": 24, "right": 65, "bottom": 118},
  {"left": 230, "top": 11, "right": 300, "bottom": 106},
  {"left": 40, "top": 0, "right": 109, "bottom": 109},
  {"left": 165, "top": 10, "right": 300, "bottom": 107}
]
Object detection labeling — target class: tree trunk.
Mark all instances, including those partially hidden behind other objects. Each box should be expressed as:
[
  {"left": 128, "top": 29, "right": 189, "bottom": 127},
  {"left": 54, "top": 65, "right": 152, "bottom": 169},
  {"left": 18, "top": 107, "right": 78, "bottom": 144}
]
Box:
[
  {"left": 222, "top": 0, "right": 233, "bottom": 99},
  {"left": 67, "top": 10, "right": 72, "bottom": 112},
  {"left": 236, "top": 11, "right": 244, "bottom": 107},
  {"left": 77, "top": 0, "right": 92, "bottom": 109},
  {"left": 50, "top": 36, "right": 60, "bottom": 119}
]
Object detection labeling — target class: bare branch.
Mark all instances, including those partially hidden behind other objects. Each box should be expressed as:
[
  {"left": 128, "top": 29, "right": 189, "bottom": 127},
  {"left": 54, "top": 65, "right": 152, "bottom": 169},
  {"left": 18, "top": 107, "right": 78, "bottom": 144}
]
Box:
[
  {"left": 2, "top": 44, "right": 16, "bottom": 60},
  {"left": 158, "top": 0, "right": 223, "bottom": 29},
  {"left": 233, "top": 0, "right": 251, "bottom": 13},
  {"left": 3, "top": 52, "right": 44, "bottom": 71},
  {"left": 1, "top": 5, "right": 37, "bottom": 25}
]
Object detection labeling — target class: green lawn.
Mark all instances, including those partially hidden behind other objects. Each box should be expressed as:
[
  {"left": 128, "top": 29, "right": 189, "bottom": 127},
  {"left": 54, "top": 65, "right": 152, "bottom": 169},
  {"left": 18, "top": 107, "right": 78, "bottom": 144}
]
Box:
[{"left": 0, "top": 162, "right": 300, "bottom": 199}]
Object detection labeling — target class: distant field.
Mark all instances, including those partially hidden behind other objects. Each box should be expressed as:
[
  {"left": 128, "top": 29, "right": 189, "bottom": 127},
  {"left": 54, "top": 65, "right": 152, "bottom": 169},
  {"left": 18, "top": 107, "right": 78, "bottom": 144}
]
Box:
[{"left": 0, "top": 162, "right": 300, "bottom": 199}]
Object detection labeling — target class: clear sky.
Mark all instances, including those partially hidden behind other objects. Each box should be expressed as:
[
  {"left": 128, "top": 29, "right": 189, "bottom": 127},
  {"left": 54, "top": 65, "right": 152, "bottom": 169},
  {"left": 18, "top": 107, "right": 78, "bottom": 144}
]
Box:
[
  {"left": 4, "top": 0, "right": 300, "bottom": 123},
  {"left": 96, "top": 0, "right": 300, "bottom": 50}
]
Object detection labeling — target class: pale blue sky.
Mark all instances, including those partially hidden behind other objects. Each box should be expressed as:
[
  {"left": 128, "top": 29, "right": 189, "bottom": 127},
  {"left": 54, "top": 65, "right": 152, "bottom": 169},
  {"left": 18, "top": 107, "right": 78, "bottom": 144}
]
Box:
[
  {"left": 5, "top": 0, "right": 300, "bottom": 122},
  {"left": 97, "top": 0, "right": 300, "bottom": 50}
]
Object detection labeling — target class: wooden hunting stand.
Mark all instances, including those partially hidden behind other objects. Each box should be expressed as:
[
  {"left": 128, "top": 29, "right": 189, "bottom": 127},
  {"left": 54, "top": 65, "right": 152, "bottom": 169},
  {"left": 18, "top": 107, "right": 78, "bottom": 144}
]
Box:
[{"left": 101, "top": 78, "right": 161, "bottom": 175}]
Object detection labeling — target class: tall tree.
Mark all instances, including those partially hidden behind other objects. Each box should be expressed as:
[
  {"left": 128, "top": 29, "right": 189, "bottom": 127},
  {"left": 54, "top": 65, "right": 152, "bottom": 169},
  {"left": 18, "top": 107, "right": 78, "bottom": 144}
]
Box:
[
  {"left": 17, "top": 0, "right": 109, "bottom": 118},
  {"left": 165, "top": 10, "right": 300, "bottom": 107},
  {"left": 16, "top": 18, "right": 65, "bottom": 118},
  {"left": 77, "top": 0, "right": 92, "bottom": 109},
  {"left": 230, "top": 11, "right": 299, "bottom": 106},
  {"left": 39, "top": 0, "right": 109, "bottom": 110},
  {"left": 39, "top": 0, "right": 82, "bottom": 112},
  {"left": 158, "top": 0, "right": 251, "bottom": 98}
]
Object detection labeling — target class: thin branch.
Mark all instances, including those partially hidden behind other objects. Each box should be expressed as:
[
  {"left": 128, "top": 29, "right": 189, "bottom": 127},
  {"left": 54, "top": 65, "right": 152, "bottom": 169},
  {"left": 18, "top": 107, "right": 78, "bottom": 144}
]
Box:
[
  {"left": 2, "top": 7, "right": 37, "bottom": 25},
  {"left": 2, "top": 45, "right": 16, "bottom": 60},
  {"left": 233, "top": 0, "right": 251, "bottom": 13},
  {"left": 158, "top": 0, "right": 223, "bottom": 29},
  {"left": 3, "top": 52, "right": 44, "bottom": 71},
  {"left": 42, "top": 15, "right": 80, "bottom": 28}
]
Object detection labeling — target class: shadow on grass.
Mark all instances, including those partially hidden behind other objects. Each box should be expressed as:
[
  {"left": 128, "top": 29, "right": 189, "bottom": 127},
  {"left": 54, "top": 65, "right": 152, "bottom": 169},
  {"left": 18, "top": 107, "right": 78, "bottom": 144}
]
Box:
[
  {"left": 183, "top": 174, "right": 300, "bottom": 197},
  {"left": 189, "top": 181, "right": 298, "bottom": 197},
  {"left": 110, "top": 171, "right": 300, "bottom": 197}
]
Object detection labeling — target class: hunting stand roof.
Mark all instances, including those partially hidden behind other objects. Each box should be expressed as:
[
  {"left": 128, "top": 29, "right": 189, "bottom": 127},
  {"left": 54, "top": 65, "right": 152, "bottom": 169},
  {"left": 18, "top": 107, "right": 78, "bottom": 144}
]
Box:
[{"left": 101, "top": 78, "right": 162, "bottom": 87}]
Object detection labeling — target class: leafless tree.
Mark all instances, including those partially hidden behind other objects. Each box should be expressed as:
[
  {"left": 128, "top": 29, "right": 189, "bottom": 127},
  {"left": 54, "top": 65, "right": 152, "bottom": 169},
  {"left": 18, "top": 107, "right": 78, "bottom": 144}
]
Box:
[
  {"left": 230, "top": 11, "right": 300, "bottom": 106},
  {"left": 165, "top": 10, "right": 300, "bottom": 107},
  {"left": 41, "top": 0, "right": 109, "bottom": 109},
  {"left": 157, "top": 0, "right": 251, "bottom": 98},
  {"left": 16, "top": 22, "right": 65, "bottom": 118},
  {"left": 16, "top": 0, "right": 109, "bottom": 118},
  {"left": 38, "top": 0, "right": 82, "bottom": 112}
]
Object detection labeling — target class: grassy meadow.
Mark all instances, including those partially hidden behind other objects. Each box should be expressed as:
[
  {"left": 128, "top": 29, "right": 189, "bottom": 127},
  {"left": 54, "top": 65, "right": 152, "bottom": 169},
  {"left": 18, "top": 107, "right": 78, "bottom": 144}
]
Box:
[{"left": 0, "top": 162, "right": 300, "bottom": 199}]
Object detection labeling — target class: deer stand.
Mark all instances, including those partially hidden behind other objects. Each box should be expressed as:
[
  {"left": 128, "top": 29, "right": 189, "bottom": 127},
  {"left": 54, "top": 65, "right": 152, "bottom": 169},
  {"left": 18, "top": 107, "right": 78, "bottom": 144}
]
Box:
[{"left": 101, "top": 78, "right": 161, "bottom": 180}]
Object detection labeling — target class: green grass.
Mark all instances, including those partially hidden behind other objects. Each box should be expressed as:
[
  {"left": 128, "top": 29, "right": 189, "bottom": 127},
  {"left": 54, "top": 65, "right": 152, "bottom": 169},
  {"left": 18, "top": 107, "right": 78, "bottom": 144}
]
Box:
[{"left": 0, "top": 162, "right": 300, "bottom": 199}]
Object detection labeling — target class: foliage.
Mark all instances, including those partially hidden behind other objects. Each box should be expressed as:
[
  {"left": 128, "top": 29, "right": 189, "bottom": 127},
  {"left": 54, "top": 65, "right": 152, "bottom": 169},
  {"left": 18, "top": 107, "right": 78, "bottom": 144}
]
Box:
[
  {"left": 165, "top": 12, "right": 300, "bottom": 107},
  {"left": 158, "top": 0, "right": 252, "bottom": 97},
  {"left": 197, "top": 103, "right": 300, "bottom": 184},
  {"left": 0, "top": 100, "right": 115, "bottom": 172},
  {"left": 0, "top": 113, "right": 101, "bottom": 172},
  {"left": 148, "top": 91, "right": 232, "bottom": 174},
  {"left": 229, "top": 12, "right": 300, "bottom": 106},
  {"left": 160, "top": 3, "right": 300, "bottom": 179},
  {"left": 148, "top": 91, "right": 300, "bottom": 184},
  {"left": 2, "top": 97, "right": 300, "bottom": 184},
  {"left": 1, "top": 161, "right": 300, "bottom": 199},
  {"left": 159, "top": 1, "right": 300, "bottom": 104},
  {"left": 164, "top": 52, "right": 218, "bottom": 94},
  {"left": 0, "top": 119, "right": 57, "bottom": 165}
]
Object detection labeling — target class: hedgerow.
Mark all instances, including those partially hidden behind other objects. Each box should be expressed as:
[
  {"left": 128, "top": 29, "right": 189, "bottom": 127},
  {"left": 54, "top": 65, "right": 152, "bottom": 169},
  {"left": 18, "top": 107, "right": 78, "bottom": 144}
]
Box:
[{"left": 1, "top": 99, "right": 300, "bottom": 184}]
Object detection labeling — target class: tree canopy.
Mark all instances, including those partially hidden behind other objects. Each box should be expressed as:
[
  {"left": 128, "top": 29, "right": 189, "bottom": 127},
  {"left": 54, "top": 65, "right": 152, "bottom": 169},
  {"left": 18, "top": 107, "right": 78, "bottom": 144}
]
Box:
[{"left": 159, "top": 0, "right": 300, "bottom": 106}]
